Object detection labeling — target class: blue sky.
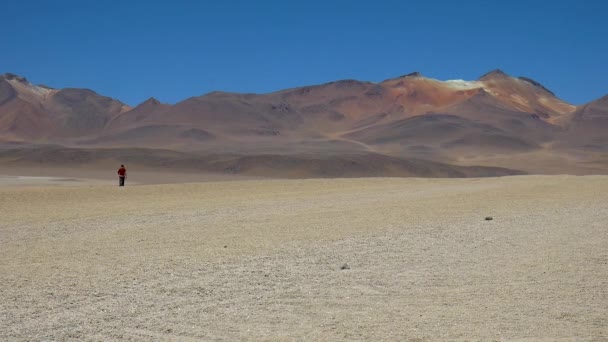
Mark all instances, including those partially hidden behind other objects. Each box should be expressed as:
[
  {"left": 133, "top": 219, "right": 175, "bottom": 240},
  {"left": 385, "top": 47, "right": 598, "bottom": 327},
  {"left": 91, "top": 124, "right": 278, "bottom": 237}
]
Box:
[{"left": 2, "top": 0, "right": 607, "bottom": 105}]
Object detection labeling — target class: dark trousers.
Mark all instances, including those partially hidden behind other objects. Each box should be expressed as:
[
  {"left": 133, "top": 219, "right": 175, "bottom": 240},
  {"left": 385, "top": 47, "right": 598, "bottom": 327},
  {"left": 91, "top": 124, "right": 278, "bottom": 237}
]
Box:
[{"left": 119, "top": 176, "right": 125, "bottom": 186}]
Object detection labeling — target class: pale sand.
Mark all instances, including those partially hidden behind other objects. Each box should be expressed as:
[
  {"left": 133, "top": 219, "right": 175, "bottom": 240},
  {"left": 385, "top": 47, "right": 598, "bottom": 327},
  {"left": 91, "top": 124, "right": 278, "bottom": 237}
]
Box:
[
  {"left": 0, "top": 165, "right": 266, "bottom": 186},
  {"left": 0, "top": 175, "right": 107, "bottom": 187},
  {"left": 1, "top": 176, "right": 607, "bottom": 340}
]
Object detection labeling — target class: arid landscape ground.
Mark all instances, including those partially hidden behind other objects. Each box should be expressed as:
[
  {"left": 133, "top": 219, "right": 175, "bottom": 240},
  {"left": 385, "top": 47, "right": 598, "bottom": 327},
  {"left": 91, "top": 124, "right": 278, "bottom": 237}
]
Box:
[
  {"left": 2, "top": 66, "right": 608, "bottom": 341},
  {"left": 3, "top": 1, "right": 607, "bottom": 340},
  {"left": 1, "top": 174, "right": 606, "bottom": 340},
  {"left": 1, "top": 70, "right": 608, "bottom": 340}
]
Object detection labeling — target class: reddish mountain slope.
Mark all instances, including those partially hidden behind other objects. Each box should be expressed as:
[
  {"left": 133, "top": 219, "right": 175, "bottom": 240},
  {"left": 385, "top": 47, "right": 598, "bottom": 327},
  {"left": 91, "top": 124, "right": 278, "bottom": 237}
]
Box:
[
  {"left": 0, "top": 73, "right": 130, "bottom": 141},
  {"left": 559, "top": 95, "right": 608, "bottom": 150},
  {"left": 97, "top": 70, "right": 575, "bottom": 147},
  {"left": 1, "top": 70, "right": 606, "bottom": 177}
]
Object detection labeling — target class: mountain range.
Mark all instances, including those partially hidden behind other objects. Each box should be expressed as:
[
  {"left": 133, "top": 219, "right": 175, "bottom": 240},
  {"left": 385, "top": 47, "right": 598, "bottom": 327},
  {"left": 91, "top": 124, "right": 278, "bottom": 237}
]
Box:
[{"left": 1, "top": 70, "right": 607, "bottom": 178}]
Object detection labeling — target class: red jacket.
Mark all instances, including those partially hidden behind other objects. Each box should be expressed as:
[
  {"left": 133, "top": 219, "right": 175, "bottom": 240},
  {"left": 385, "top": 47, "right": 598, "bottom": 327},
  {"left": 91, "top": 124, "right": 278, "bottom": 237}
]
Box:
[{"left": 118, "top": 167, "right": 127, "bottom": 177}]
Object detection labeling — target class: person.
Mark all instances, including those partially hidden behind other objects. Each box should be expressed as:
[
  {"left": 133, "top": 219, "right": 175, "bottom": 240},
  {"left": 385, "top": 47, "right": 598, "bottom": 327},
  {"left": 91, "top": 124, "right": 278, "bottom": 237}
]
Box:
[{"left": 117, "top": 164, "right": 127, "bottom": 186}]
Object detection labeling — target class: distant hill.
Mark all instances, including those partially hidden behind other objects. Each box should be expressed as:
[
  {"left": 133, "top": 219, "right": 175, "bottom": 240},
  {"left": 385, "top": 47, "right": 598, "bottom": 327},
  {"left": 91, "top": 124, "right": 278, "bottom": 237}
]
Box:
[{"left": 1, "top": 70, "right": 606, "bottom": 177}]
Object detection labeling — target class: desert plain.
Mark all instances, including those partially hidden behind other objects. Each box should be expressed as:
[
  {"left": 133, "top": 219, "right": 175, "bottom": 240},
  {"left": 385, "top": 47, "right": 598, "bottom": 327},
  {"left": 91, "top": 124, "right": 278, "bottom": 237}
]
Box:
[{"left": 1, "top": 173, "right": 607, "bottom": 340}]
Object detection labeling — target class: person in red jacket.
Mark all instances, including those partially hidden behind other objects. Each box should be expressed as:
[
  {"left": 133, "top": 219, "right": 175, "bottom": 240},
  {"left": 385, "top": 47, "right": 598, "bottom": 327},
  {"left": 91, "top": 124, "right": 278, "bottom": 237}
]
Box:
[{"left": 117, "top": 164, "right": 127, "bottom": 186}]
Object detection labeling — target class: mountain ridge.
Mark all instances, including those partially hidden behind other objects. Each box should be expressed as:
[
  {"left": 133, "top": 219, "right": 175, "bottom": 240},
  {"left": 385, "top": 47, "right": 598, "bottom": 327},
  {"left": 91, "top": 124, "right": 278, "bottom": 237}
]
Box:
[{"left": 1, "top": 70, "right": 607, "bottom": 177}]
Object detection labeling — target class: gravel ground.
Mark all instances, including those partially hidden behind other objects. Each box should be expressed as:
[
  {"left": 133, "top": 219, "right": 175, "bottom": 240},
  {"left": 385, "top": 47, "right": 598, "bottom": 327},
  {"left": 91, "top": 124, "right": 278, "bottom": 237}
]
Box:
[{"left": 1, "top": 176, "right": 607, "bottom": 340}]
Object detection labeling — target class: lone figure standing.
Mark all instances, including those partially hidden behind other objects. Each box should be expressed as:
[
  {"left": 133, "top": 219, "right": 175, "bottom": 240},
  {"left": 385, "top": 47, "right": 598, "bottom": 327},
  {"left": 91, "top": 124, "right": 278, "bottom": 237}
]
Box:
[{"left": 117, "top": 164, "right": 127, "bottom": 186}]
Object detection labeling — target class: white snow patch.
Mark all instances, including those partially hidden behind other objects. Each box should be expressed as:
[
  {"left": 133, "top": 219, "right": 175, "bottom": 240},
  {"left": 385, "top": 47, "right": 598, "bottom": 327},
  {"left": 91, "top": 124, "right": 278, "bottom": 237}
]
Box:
[
  {"left": 31, "top": 84, "right": 52, "bottom": 96},
  {"left": 442, "top": 79, "right": 499, "bottom": 96},
  {"left": 7, "top": 78, "right": 55, "bottom": 101},
  {"left": 444, "top": 79, "right": 484, "bottom": 89}
]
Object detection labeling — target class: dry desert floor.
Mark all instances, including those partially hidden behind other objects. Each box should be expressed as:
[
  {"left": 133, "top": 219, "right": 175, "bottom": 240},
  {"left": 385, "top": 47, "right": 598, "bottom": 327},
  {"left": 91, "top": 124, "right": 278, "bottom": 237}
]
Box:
[{"left": 1, "top": 175, "right": 607, "bottom": 340}]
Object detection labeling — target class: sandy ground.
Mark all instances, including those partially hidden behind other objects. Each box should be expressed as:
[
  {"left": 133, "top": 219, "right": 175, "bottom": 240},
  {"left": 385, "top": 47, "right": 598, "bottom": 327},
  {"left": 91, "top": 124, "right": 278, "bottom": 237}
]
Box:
[
  {"left": 0, "top": 165, "right": 265, "bottom": 186},
  {"left": 0, "top": 175, "right": 107, "bottom": 187},
  {"left": 1, "top": 175, "right": 607, "bottom": 340}
]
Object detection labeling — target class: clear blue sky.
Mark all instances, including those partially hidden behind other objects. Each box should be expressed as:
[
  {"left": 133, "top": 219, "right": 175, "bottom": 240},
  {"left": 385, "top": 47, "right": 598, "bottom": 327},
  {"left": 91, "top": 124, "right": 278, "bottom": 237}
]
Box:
[{"left": 3, "top": 0, "right": 607, "bottom": 105}]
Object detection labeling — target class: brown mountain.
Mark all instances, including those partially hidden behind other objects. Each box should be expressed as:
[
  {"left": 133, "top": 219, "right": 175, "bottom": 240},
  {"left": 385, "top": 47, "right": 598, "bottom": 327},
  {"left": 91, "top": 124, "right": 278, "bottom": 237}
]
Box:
[
  {"left": 95, "top": 70, "right": 574, "bottom": 148},
  {"left": 559, "top": 95, "right": 608, "bottom": 151},
  {"left": 0, "top": 73, "right": 130, "bottom": 141},
  {"left": 0, "top": 70, "right": 605, "bottom": 177}
]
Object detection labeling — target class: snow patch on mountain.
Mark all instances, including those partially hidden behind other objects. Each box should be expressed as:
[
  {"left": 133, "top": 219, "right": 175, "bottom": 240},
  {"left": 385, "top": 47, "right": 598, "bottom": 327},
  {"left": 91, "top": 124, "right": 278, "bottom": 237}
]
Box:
[{"left": 444, "top": 79, "right": 483, "bottom": 89}]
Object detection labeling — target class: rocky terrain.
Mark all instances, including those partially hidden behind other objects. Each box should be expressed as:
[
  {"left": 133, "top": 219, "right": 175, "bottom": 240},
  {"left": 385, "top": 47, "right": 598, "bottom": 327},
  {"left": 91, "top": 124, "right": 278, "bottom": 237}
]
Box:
[{"left": 1, "top": 175, "right": 606, "bottom": 340}]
